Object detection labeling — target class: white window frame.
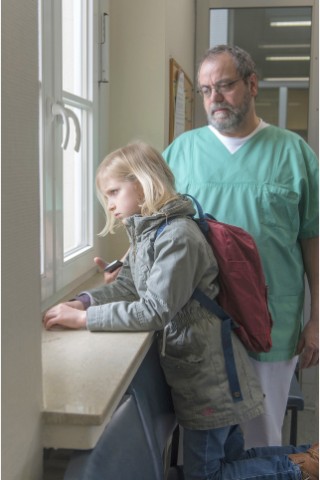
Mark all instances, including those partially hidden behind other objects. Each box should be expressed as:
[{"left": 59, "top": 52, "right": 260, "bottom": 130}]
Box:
[{"left": 39, "top": 0, "right": 101, "bottom": 309}]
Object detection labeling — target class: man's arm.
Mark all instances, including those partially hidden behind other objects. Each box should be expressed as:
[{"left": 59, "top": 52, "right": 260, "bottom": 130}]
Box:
[{"left": 297, "top": 236, "right": 319, "bottom": 368}]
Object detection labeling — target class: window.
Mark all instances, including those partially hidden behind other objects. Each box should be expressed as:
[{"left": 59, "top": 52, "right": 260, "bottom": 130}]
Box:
[{"left": 39, "top": 0, "right": 101, "bottom": 308}]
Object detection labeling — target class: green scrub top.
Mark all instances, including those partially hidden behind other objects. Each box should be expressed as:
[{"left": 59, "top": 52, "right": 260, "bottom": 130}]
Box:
[{"left": 163, "top": 125, "right": 319, "bottom": 362}]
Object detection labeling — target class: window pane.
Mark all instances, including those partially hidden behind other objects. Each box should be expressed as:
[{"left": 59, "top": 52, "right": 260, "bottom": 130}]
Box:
[
  {"left": 40, "top": 0, "right": 97, "bottom": 303},
  {"left": 63, "top": 106, "right": 87, "bottom": 255},
  {"left": 62, "top": 0, "right": 88, "bottom": 97}
]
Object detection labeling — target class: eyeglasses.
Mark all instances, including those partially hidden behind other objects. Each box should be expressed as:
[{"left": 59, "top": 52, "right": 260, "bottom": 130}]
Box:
[{"left": 198, "top": 78, "right": 242, "bottom": 98}]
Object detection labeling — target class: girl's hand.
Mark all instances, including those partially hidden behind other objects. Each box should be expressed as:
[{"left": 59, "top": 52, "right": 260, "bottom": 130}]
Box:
[
  {"left": 43, "top": 302, "right": 87, "bottom": 330},
  {"left": 94, "top": 256, "right": 122, "bottom": 284}
]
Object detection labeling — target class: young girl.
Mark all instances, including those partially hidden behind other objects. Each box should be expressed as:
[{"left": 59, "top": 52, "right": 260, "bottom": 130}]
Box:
[{"left": 43, "top": 142, "right": 318, "bottom": 480}]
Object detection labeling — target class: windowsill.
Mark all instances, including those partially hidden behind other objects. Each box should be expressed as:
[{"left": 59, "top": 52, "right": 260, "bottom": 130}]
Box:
[{"left": 41, "top": 272, "right": 154, "bottom": 449}]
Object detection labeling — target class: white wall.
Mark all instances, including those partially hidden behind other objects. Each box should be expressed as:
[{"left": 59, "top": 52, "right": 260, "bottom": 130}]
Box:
[{"left": 2, "top": 1, "right": 43, "bottom": 479}]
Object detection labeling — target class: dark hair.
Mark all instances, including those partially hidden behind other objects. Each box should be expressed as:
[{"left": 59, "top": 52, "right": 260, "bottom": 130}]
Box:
[{"left": 197, "top": 45, "right": 257, "bottom": 84}]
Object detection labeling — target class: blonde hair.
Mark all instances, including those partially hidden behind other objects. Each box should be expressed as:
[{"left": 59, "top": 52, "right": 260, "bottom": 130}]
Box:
[{"left": 96, "top": 142, "right": 178, "bottom": 235}]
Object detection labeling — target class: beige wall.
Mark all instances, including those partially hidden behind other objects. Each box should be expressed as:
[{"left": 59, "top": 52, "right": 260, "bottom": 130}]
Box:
[
  {"left": 106, "top": 0, "right": 195, "bottom": 258},
  {"left": 2, "top": 1, "right": 43, "bottom": 479},
  {"left": 109, "top": 0, "right": 195, "bottom": 152},
  {"left": 165, "top": 0, "right": 195, "bottom": 142},
  {"left": 109, "top": 0, "right": 166, "bottom": 152},
  {"left": 1, "top": 1, "right": 194, "bottom": 477}
]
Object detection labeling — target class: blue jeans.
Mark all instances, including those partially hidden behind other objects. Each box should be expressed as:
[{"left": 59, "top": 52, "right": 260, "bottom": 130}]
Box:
[{"left": 183, "top": 425, "right": 307, "bottom": 480}]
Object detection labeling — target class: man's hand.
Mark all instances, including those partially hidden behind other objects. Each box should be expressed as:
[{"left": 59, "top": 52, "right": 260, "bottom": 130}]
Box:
[
  {"left": 299, "top": 238, "right": 319, "bottom": 368},
  {"left": 43, "top": 302, "right": 87, "bottom": 330},
  {"left": 296, "top": 319, "right": 319, "bottom": 369}
]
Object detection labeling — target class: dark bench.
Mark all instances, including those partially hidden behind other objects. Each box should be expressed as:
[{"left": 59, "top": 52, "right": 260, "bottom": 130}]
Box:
[
  {"left": 286, "top": 372, "right": 305, "bottom": 446},
  {"left": 63, "top": 340, "right": 177, "bottom": 480}
]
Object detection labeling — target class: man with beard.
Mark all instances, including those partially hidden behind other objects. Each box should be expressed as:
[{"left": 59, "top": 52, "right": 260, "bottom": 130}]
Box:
[{"left": 162, "top": 45, "right": 319, "bottom": 449}]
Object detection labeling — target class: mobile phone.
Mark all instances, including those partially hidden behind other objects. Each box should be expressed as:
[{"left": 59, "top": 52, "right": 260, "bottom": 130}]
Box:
[{"left": 104, "top": 260, "right": 123, "bottom": 273}]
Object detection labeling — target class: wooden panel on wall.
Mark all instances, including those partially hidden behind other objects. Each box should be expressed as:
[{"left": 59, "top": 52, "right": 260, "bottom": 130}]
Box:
[{"left": 169, "top": 58, "right": 194, "bottom": 144}]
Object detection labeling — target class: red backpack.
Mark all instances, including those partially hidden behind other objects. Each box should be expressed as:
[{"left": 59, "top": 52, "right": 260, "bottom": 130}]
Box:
[
  {"left": 156, "top": 195, "right": 273, "bottom": 401},
  {"left": 186, "top": 194, "right": 273, "bottom": 354}
]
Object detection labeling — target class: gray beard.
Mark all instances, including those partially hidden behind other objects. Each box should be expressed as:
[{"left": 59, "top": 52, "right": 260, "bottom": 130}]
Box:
[{"left": 207, "top": 92, "right": 251, "bottom": 134}]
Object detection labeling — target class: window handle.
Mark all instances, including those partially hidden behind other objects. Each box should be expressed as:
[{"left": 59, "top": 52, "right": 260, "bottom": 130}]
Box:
[
  {"left": 51, "top": 102, "right": 70, "bottom": 150},
  {"left": 64, "top": 107, "right": 81, "bottom": 153},
  {"left": 51, "top": 103, "right": 81, "bottom": 152}
]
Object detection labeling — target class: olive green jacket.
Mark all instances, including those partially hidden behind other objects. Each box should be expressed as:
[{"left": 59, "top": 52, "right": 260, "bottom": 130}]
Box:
[{"left": 86, "top": 195, "right": 264, "bottom": 429}]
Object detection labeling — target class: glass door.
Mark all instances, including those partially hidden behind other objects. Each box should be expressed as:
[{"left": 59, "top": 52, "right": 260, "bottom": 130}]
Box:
[
  {"left": 195, "top": 0, "right": 318, "bottom": 154},
  {"left": 210, "top": 6, "right": 312, "bottom": 141}
]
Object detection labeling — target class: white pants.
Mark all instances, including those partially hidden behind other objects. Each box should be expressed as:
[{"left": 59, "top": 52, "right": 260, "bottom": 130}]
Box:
[{"left": 240, "top": 356, "right": 298, "bottom": 449}]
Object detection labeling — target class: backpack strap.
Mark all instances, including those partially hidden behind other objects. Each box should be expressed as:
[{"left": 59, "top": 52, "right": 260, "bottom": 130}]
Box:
[
  {"left": 183, "top": 194, "right": 211, "bottom": 233},
  {"left": 155, "top": 208, "right": 243, "bottom": 403},
  {"left": 155, "top": 220, "right": 171, "bottom": 238},
  {"left": 192, "top": 288, "right": 243, "bottom": 402}
]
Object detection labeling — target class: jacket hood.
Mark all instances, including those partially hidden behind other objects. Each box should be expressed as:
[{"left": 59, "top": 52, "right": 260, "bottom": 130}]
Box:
[{"left": 124, "top": 194, "right": 196, "bottom": 239}]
